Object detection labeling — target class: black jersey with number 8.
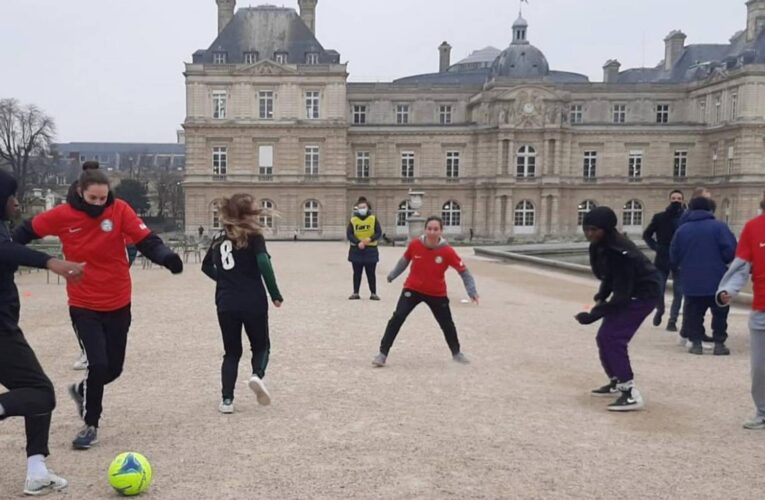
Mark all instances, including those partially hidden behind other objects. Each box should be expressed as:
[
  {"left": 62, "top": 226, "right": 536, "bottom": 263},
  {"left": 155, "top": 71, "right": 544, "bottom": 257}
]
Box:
[{"left": 203, "top": 234, "right": 270, "bottom": 313}]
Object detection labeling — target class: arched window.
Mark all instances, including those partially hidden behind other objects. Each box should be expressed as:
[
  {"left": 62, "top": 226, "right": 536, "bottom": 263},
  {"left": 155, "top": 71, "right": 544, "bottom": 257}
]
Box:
[
  {"left": 396, "top": 200, "right": 413, "bottom": 227},
  {"left": 516, "top": 145, "right": 536, "bottom": 178},
  {"left": 577, "top": 200, "right": 597, "bottom": 226},
  {"left": 514, "top": 200, "right": 535, "bottom": 228},
  {"left": 442, "top": 200, "right": 461, "bottom": 228},
  {"left": 623, "top": 200, "right": 643, "bottom": 227},
  {"left": 303, "top": 200, "right": 319, "bottom": 229},
  {"left": 259, "top": 199, "right": 275, "bottom": 228}
]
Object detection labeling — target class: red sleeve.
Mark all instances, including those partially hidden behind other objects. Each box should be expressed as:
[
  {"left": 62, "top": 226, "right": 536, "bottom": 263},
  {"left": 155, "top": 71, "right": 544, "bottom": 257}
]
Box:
[
  {"left": 403, "top": 239, "right": 417, "bottom": 260},
  {"left": 31, "top": 205, "right": 66, "bottom": 237},
  {"left": 448, "top": 246, "right": 467, "bottom": 273},
  {"left": 736, "top": 222, "right": 753, "bottom": 262},
  {"left": 118, "top": 201, "right": 152, "bottom": 244}
]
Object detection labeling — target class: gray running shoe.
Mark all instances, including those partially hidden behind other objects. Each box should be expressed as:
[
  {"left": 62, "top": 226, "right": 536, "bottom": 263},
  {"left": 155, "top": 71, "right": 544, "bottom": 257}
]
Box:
[
  {"left": 452, "top": 352, "right": 470, "bottom": 364},
  {"left": 219, "top": 398, "right": 234, "bottom": 414},
  {"left": 688, "top": 343, "right": 703, "bottom": 355},
  {"left": 72, "top": 425, "right": 98, "bottom": 450},
  {"left": 713, "top": 343, "right": 730, "bottom": 356},
  {"left": 370, "top": 294, "right": 380, "bottom": 301},
  {"left": 348, "top": 294, "right": 361, "bottom": 300},
  {"left": 248, "top": 376, "right": 272, "bottom": 406},
  {"left": 743, "top": 416, "right": 765, "bottom": 430},
  {"left": 23, "top": 470, "right": 68, "bottom": 496},
  {"left": 372, "top": 353, "right": 387, "bottom": 367}
]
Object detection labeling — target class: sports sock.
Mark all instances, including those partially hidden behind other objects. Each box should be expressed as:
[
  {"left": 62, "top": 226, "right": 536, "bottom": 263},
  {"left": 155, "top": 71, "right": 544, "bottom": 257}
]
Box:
[{"left": 26, "top": 454, "right": 48, "bottom": 480}]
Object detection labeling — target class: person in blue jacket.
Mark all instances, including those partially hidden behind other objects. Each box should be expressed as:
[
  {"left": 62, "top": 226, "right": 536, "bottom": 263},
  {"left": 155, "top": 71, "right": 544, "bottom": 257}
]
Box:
[{"left": 670, "top": 196, "right": 737, "bottom": 355}]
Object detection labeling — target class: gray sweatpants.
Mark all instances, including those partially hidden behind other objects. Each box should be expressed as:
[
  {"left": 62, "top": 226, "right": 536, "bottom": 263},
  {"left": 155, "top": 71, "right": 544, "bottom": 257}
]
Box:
[{"left": 752, "top": 327, "right": 765, "bottom": 419}]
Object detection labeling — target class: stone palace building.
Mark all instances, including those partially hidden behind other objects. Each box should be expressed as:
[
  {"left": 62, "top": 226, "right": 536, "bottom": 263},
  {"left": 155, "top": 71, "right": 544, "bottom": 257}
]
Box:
[{"left": 183, "top": 0, "right": 765, "bottom": 240}]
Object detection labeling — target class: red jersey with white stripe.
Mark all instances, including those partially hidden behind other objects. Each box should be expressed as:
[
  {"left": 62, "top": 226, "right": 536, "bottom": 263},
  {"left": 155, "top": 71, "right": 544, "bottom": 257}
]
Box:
[
  {"left": 31, "top": 199, "right": 152, "bottom": 311},
  {"left": 736, "top": 214, "right": 765, "bottom": 311},
  {"left": 403, "top": 237, "right": 466, "bottom": 297}
]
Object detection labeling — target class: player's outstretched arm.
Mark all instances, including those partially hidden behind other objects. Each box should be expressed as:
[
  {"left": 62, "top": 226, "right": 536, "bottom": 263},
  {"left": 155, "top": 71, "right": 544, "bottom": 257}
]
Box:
[{"left": 387, "top": 257, "right": 410, "bottom": 283}]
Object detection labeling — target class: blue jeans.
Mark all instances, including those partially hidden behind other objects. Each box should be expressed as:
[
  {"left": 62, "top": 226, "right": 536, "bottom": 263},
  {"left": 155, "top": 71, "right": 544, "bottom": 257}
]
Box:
[{"left": 657, "top": 269, "right": 683, "bottom": 322}]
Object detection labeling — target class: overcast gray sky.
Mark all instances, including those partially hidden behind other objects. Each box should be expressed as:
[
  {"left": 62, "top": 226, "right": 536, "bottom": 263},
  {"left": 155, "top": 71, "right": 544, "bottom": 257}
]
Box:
[{"left": 0, "top": 0, "right": 745, "bottom": 143}]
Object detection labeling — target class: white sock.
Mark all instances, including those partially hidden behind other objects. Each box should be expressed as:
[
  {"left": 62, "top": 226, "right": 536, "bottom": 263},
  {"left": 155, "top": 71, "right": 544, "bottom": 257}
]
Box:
[
  {"left": 27, "top": 454, "right": 48, "bottom": 480},
  {"left": 0, "top": 403, "right": 5, "bottom": 417}
]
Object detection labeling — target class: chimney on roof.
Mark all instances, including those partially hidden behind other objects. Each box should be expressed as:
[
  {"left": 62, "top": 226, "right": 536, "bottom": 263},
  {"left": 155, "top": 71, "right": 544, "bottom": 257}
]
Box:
[
  {"left": 664, "top": 30, "right": 687, "bottom": 70},
  {"left": 439, "top": 42, "right": 452, "bottom": 73},
  {"left": 216, "top": 0, "right": 236, "bottom": 34},
  {"left": 747, "top": 0, "right": 765, "bottom": 41},
  {"left": 603, "top": 59, "right": 621, "bottom": 83},
  {"left": 299, "top": 0, "right": 318, "bottom": 35}
]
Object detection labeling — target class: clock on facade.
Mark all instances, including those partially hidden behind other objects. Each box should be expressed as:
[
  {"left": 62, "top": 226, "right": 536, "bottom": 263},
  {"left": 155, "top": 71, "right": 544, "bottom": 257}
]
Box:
[{"left": 522, "top": 102, "right": 535, "bottom": 114}]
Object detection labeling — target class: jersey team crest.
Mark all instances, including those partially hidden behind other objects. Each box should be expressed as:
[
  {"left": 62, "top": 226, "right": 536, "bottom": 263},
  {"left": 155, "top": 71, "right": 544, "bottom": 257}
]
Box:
[
  {"left": 435, "top": 256, "right": 444, "bottom": 264},
  {"left": 101, "top": 219, "right": 114, "bottom": 232}
]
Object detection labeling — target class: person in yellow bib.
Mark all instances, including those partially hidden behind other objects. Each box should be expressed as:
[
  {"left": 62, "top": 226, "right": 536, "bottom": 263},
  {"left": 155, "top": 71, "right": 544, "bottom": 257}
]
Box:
[{"left": 347, "top": 197, "right": 382, "bottom": 300}]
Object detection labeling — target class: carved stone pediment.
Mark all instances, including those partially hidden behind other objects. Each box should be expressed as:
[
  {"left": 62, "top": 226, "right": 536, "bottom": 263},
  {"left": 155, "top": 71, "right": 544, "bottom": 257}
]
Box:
[{"left": 232, "top": 60, "right": 298, "bottom": 76}]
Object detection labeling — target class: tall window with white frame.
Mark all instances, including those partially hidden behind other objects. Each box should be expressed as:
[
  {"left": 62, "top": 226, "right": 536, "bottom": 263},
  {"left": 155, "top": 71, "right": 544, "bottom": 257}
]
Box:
[
  {"left": 446, "top": 151, "right": 460, "bottom": 180},
  {"left": 628, "top": 151, "right": 642, "bottom": 181},
  {"left": 396, "top": 200, "right": 413, "bottom": 229},
  {"left": 673, "top": 150, "right": 688, "bottom": 178},
  {"left": 715, "top": 95, "right": 722, "bottom": 123},
  {"left": 439, "top": 105, "right": 452, "bottom": 125},
  {"left": 274, "top": 52, "right": 288, "bottom": 64},
  {"left": 305, "top": 91, "right": 320, "bottom": 119},
  {"left": 730, "top": 92, "right": 738, "bottom": 120},
  {"left": 212, "top": 146, "right": 227, "bottom": 176},
  {"left": 623, "top": 200, "right": 643, "bottom": 228},
  {"left": 569, "top": 104, "right": 583, "bottom": 124},
  {"left": 396, "top": 104, "right": 409, "bottom": 124},
  {"left": 258, "top": 145, "right": 273, "bottom": 177},
  {"left": 212, "top": 207, "right": 221, "bottom": 229},
  {"left": 356, "top": 152, "right": 370, "bottom": 178},
  {"left": 303, "top": 200, "right": 319, "bottom": 230},
  {"left": 304, "top": 146, "right": 320, "bottom": 176},
  {"left": 212, "top": 91, "right": 227, "bottom": 119},
  {"left": 583, "top": 151, "right": 597, "bottom": 180},
  {"left": 442, "top": 201, "right": 461, "bottom": 229},
  {"left": 727, "top": 145, "right": 735, "bottom": 175},
  {"left": 514, "top": 200, "right": 535, "bottom": 232},
  {"left": 213, "top": 52, "right": 227, "bottom": 64},
  {"left": 352, "top": 105, "right": 367, "bottom": 124},
  {"left": 612, "top": 104, "right": 626, "bottom": 124},
  {"left": 259, "top": 91, "right": 274, "bottom": 120},
  {"left": 305, "top": 52, "right": 319, "bottom": 64},
  {"left": 401, "top": 152, "right": 415, "bottom": 180},
  {"left": 577, "top": 200, "right": 597, "bottom": 226},
  {"left": 243, "top": 51, "right": 258, "bottom": 64},
  {"left": 259, "top": 200, "right": 274, "bottom": 229},
  {"left": 656, "top": 104, "right": 670, "bottom": 124},
  {"left": 516, "top": 145, "right": 536, "bottom": 178}
]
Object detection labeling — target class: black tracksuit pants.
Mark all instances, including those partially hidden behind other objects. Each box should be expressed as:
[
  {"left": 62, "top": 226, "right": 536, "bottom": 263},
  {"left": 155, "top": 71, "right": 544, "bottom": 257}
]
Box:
[
  {"left": 217, "top": 310, "right": 270, "bottom": 400},
  {"left": 379, "top": 289, "right": 461, "bottom": 356},
  {"left": 352, "top": 262, "right": 377, "bottom": 294},
  {"left": 0, "top": 328, "right": 56, "bottom": 457},
  {"left": 70, "top": 304, "right": 131, "bottom": 428}
]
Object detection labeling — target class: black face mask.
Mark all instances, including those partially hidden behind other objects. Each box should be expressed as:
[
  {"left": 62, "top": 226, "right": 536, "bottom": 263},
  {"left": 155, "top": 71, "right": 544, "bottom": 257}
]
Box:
[
  {"left": 669, "top": 201, "right": 683, "bottom": 212},
  {"left": 82, "top": 202, "right": 106, "bottom": 218}
]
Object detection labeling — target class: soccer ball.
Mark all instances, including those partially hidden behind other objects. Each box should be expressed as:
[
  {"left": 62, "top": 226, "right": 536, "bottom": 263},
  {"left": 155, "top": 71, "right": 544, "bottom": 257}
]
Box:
[{"left": 108, "top": 452, "right": 153, "bottom": 496}]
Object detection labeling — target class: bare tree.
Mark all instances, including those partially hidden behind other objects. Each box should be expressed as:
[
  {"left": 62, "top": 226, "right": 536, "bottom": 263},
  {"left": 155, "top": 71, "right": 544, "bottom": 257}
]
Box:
[{"left": 0, "top": 98, "right": 56, "bottom": 203}]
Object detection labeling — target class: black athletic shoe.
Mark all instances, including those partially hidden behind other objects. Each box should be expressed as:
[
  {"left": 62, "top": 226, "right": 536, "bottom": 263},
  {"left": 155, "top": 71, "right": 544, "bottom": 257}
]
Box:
[
  {"left": 591, "top": 379, "right": 619, "bottom": 397},
  {"left": 607, "top": 388, "right": 645, "bottom": 411},
  {"left": 370, "top": 294, "right": 380, "bottom": 301},
  {"left": 666, "top": 320, "right": 678, "bottom": 332},
  {"left": 652, "top": 312, "right": 663, "bottom": 327},
  {"left": 689, "top": 343, "right": 703, "bottom": 355},
  {"left": 714, "top": 343, "right": 730, "bottom": 356},
  {"left": 72, "top": 425, "right": 98, "bottom": 450},
  {"left": 348, "top": 294, "right": 361, "bottom": 300}
]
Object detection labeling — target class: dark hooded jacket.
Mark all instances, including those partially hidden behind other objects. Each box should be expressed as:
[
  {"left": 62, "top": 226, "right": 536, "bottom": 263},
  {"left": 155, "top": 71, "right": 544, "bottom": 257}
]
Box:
[
  {"left": 588, "top": 233, "right": 661, "bottom": 320},
  {"left": 642, "top": 202, "right": 684, "bottom": 272},
  {"left": 0, "top": 170, "right": 53, "bottom": 331}
]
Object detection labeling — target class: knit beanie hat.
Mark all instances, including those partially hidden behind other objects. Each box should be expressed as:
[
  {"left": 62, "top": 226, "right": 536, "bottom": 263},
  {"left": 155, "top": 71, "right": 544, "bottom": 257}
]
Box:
[{"left": 582, "top": 206, "right": 618, "bottom": 231}]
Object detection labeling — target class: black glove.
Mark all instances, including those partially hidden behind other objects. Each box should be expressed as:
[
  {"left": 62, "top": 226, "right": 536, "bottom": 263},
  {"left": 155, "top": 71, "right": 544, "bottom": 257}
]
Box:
[
  {"left": 163, "top": 253, "right": 183, "bottom": 274},
  {"left": 575, "top": 312, "right": 599, "bottom": 325}
]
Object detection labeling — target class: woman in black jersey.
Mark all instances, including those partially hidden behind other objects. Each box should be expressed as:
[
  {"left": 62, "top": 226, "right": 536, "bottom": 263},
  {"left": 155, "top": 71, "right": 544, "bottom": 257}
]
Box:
[{"left": 202, "top": 194, "right": 283, "bottom": 414}]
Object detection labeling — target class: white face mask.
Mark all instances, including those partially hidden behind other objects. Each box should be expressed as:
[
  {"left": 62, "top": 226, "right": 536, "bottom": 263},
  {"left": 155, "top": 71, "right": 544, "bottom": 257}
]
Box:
[{"left": 357, "top": 208, "right": 368, "bottom": 216}]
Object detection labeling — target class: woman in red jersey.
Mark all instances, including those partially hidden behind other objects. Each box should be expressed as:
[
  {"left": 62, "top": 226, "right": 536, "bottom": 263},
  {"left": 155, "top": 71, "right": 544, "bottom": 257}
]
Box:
[
  {"left": 372, "top": 216, "right": 478, "bottom": 367},
  {"left": 14, "top": 168, "right": 183, "bottom": 450}
]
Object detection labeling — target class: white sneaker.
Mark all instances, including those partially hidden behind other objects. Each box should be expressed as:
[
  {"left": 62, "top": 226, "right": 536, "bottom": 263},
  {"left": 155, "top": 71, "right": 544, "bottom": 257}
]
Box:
[
  {"left": 248, "top": 376, "right": 271, "bottom": 406},
  {"left": 72, "top": 352, "right": 88, "bottom": 371},
  {"left": 677, "top": 336, "right": 689, "bottom": 347},
  {"left": 218, "top": 398, "right": 234, "bottom": 414},
  {"left": 23, "top": 470, "right": 68, "bottom": 496},
  {"left": 702, "top": 342, "right": 715, "bottom": 351}
]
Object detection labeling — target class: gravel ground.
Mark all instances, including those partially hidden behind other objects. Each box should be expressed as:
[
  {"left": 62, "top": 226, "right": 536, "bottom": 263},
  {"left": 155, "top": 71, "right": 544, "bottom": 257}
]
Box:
[{"left": 1, "top": 242, "right": 763, "bottom": 499}]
